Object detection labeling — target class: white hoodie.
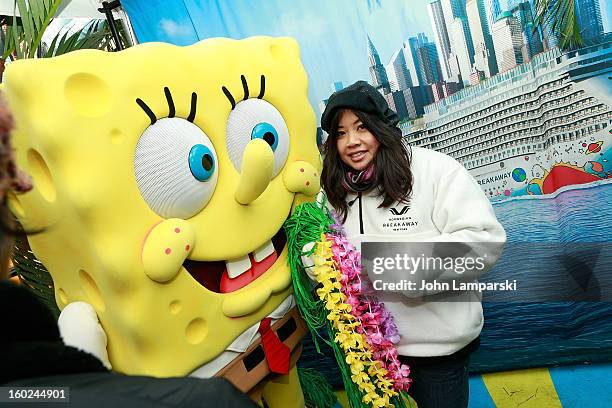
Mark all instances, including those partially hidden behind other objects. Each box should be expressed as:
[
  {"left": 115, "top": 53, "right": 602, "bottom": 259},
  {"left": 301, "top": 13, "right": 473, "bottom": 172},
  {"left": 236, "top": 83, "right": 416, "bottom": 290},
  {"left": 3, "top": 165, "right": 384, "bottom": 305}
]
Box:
[{"left": 330, "top": 146, "right": 506, "bottom": 357}]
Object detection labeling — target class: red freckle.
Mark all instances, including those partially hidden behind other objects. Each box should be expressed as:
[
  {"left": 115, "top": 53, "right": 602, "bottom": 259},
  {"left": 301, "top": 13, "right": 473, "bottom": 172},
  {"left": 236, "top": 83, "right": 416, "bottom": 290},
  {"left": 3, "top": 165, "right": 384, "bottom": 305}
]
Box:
[
  {"left": 299, "top": 168, "right": 304, "bottom": 172},
  {"left": 165, "top": 248, "right": 172, "bottom": 255},
  {"left": 185, "top": 245, "right": 190, "bottom": 251},
  {"left": 306, "top": 181, "right": 310, "bottom": 186},
  {"left": 175, "top": 228, "right": 181, "bottom": 233}
]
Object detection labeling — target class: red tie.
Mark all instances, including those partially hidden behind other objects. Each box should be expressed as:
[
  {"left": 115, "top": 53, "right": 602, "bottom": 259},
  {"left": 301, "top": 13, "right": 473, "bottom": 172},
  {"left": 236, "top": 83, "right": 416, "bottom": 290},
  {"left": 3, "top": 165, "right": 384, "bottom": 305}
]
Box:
[{"left": 257, "top": 317, "right": 290, "bottom": 375}]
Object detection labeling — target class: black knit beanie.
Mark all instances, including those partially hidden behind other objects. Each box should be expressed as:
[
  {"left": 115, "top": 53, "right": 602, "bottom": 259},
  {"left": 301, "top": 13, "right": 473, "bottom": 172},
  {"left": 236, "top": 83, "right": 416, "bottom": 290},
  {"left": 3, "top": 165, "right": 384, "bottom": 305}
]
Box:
[{"left": 320, "top": 81, "right": 399, "bottom": 132}]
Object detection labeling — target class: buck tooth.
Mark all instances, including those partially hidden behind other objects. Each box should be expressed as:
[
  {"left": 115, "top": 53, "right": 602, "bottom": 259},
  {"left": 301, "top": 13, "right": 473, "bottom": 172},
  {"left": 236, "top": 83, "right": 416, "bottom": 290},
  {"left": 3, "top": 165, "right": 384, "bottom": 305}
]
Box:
[
  {"left": 226, "top": 255, "right": 251, "bottom": 279},
  {"left": 253, "top": 240, "right": 275, "bottom": 262}
]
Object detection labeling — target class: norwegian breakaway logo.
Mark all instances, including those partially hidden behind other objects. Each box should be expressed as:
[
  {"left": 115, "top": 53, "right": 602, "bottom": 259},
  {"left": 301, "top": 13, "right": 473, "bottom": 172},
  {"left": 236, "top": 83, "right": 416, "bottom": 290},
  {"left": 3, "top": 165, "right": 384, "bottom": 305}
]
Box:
[
  {"left": 389, "top": 205, "right": 410, "bottom": 216},
  {"left": 478, "top": 171, "right": 511, "bottom": 186},
  {"left": 383, "top": 205, "right": 418, "bottom": 231}
]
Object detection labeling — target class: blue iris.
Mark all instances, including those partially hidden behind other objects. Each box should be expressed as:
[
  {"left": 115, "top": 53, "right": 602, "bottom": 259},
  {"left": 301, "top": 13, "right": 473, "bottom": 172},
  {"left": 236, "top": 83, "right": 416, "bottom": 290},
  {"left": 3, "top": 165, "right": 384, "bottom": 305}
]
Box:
[
  {"left": 188, "top": 144, "right": 215, "bottom": 181},
  {"left": 251, "top": 122, "right": 278, "bottom": 151}
]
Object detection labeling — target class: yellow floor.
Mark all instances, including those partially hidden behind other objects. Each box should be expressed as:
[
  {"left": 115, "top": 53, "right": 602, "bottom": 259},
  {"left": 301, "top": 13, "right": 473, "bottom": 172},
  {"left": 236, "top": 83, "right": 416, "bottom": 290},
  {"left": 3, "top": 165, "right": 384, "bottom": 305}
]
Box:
[
  {"left": 482, "top": 368, "right": 563, "bottom": 408},
  {"left": 335, "top": 390, "right": 416, "bottom": 407},
  {"left": 332, "top": 368, "right": 564, "bottom": 407}
]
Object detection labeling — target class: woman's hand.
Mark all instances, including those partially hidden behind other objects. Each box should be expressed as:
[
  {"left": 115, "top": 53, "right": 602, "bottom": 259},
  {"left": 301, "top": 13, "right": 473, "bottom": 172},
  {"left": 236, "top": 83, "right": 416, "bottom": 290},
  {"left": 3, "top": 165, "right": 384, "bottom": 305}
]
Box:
[{"left": 301, "top": 242, "right": 318, "bottom": 281}]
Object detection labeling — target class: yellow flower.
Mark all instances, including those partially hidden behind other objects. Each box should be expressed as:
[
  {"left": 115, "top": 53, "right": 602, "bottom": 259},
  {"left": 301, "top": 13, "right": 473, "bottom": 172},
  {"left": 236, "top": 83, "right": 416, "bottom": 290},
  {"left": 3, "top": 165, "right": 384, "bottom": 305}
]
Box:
[
  {"left": 335, "top": 332, "right": 349, "bottom": 344},
  {"left": 336, "top": 302, "right": 352, "bottom": 313},
  {"left": 340, "top": 313, "right": 356, "bottom": 322},
  {"left": 372, "top": 396, "right": 389, "bottom": 408},
  {"left": 318, "top": 271, "right": 337, "bottom": 283},
  {"left": 375, "top": 376, "right": 393, "bottom": 390},
  {"left": 368, "top": 362, "right": 387, "bottom": 377},
  {"left": 361, "top": 389, "right": 381, "bottom": 404},
  {"left": 345, "top": 321, "right": 360, "bottom": 329},
  {"left": 350, "top": 361, "right": 365, "bottom": 375},
  {"left": 362, "top": 381, "right": 377, "bottom": 394},
  {"left": 326, "top": 310, "right": 340, "bottom": 324},
  {"left": 351, "top": 372, "right": 369, "bottom": 385},
  {"left": 316, "top": 279, "right": 340, "bottom": 299},
  {"left": 348, "top": 333, "right": 365, "bottom": 348},
  {"left": 345, "top": 351, "right": 361, "bottom": 365},
  {"left": 312, "top": 264, "right": 332, "bottom": 278},
  {"left": 340, "top": 339, "right": 357, "bottom": 351},
  {"left": 326, "top": 294, "right": 345, "bottom": 310}
]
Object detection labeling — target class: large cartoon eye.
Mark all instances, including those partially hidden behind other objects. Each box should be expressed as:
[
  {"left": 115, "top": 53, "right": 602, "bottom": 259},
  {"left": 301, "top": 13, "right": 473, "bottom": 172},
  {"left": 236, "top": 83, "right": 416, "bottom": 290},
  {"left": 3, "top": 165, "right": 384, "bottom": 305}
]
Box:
[
  {"left": 251, "top": 122, "right": 279, "bottom": 151},
  {"left": 226, "top": 99, "right": 289, "bottom": 176},
  {"left": 189, "top": 144, "right": 216, "bottom": 181},
  {"left": 134, "top": 118, "right": 218, "bottom": 219}
]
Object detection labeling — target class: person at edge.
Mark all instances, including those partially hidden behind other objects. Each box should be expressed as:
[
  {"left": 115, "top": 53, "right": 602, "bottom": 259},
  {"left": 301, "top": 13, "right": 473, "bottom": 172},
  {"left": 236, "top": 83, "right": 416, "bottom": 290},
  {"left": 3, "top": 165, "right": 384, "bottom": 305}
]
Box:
[
  {"left": 0, "top": 98, "right": 257, "bottom": 408},
  {"left": 308, "top": 81, "right": 506, "bottom": 408}
]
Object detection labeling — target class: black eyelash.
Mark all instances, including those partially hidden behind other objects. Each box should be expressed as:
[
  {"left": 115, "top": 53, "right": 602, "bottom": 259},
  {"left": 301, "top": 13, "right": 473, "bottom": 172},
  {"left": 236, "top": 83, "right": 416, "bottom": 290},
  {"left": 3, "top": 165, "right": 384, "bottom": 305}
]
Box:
[
  {"left": 136, "top": 98, "right": 156, "bottom": 125},
  {"left": 164, "top": 87, "right": 175, "bottom": 118},
  {"left": 222, "top": 86, "right": 236, "bottom": 109},
  {"left": 137, "top": 88, "right": 199, "bottom": 125},
  {"left": 257, "top": 75, "right": 265, "bottom": 99},
  {"left": 222, "top": 74, "right": 266, "bottom": 110},
  {"left": 187, "top": 92, "right": 197, "bottom": 123},
  {"left": 241, "top": 75, "right": 249, "bottom": 100}
]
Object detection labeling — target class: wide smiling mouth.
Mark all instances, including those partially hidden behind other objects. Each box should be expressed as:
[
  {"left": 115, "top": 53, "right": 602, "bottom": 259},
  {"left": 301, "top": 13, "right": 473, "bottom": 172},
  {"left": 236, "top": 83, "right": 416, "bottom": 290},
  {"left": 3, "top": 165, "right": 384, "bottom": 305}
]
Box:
[
  {"left": 182, "top": 228, "right": 287, "bottom": 294},
  {"left": 349, "top": 151, "right": 367, "bottom": 159}
]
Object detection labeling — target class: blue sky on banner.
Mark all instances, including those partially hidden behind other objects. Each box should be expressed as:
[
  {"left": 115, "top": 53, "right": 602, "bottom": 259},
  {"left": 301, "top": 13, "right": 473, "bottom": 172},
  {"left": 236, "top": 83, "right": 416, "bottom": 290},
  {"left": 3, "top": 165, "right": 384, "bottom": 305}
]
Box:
[
  {"left": 124, "top": 0, "right": 441, "bottom": 113},
  {"left": 123, "top": 0, "right": 611, "bottom": 119}
]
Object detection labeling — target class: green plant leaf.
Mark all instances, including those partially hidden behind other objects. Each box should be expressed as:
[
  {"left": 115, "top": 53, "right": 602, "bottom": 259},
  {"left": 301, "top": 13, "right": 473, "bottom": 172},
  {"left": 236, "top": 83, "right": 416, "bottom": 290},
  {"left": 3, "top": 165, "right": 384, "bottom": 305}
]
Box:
[
  {"left": 11, "top": 11, "right": 24, "bottom": 59},
  {"left": 28, "top": 0, "right": 62, "bottom": 58},
  {"left": 45, "top": 20, "right": 113, "bottom": 58},
  {"left": 42, "top": 26, "right": 62, "bottom": 57},
  {"left": 29, "top": 0, "right": 43, "bottom": 29},
  {"left": 533, "top": 0, "right": 582, "bottom": 50}
]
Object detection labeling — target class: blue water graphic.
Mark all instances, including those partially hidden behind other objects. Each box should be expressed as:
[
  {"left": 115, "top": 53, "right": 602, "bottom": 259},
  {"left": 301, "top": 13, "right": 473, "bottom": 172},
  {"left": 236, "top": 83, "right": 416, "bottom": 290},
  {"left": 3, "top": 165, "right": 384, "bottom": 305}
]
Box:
[
  {"left": 493, "top": 181, "right": 612, "bottom": 243},
  {"left": 471, "top": 183, "right": 612, "bottom": 372}
]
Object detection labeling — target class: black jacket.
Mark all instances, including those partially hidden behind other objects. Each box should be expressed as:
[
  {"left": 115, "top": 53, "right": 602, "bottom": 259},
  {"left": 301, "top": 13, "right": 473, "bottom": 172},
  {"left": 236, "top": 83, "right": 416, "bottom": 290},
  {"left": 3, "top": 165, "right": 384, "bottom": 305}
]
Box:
[{"left": 1, "top": 281, "right": 256, "bottom": 407}]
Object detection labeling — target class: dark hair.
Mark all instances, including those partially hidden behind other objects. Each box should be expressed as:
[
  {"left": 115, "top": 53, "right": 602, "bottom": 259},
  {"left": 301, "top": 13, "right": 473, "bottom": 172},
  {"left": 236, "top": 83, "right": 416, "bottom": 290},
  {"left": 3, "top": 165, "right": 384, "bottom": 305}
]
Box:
[
  {"left": 0, "top": 96, "right": 35, "bottom": 279},
  {"left": 321, "top": 109, "right": 413, "bottom": 221}
]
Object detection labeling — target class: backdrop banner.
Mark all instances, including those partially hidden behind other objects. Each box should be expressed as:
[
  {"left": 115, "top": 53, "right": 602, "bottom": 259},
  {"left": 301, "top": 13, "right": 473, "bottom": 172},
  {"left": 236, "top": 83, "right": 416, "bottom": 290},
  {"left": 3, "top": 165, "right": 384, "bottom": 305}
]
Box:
[{"left": 122, "top": 0, "right": 612, "bottom": 378}]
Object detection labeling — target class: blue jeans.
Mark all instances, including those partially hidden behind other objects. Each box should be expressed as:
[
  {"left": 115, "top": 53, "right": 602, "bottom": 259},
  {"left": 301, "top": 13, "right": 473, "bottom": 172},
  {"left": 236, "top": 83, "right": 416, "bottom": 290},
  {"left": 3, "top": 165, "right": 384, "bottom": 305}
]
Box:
[{"left": 400, "top": 355, "right": 470, "bottom": 408}]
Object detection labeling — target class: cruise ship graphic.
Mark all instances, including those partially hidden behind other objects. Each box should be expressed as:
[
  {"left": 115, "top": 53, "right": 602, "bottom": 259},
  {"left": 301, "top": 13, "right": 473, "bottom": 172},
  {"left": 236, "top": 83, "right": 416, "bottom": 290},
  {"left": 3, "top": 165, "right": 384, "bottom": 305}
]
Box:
[{"left": 401, "top": 41, "right": 612, "bottom": 199}]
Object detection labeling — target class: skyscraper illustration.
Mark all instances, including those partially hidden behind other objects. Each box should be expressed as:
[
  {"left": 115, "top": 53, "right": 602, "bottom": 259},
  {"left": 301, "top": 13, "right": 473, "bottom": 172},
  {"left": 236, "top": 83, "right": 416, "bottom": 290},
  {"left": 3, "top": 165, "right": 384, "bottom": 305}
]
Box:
[
  {"left": 386, "top": 49, "right": 413, "bottom": 91},
  {"left": 367, "top": 35, "right": 391, "bottom": 93},
  {"left": 428, "top": 0, "right": 454, "bottom": 80},
  {"left": 441, "top": 0, "right": 476, "bottom": 84},
  {"left": 492, "top": 11, "right": 525, "bottom": 72},
  {"left": 509, "top": 1, "right": 544, "bottom": 61},
  {"left": 416, "top": 42, "right": 443, "bottom": 84},
  {"left": 575, "top": 0, "right": 604, "bottom": 43},
  {"left": 467, "top": 0, "right": 499, "bottom": 77},
  {"left": 485, "top": 0, "right": 502, "bottom": 32},
  {"left": 403, "top": 37, "right": 425, "bottom": 87}
]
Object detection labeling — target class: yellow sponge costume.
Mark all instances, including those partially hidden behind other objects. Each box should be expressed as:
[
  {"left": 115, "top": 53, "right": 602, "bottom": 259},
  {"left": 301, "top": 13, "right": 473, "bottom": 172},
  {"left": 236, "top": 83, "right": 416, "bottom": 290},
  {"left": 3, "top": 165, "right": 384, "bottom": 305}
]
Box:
[{"left": 3, "top": 37, "right": 320, "bottom": 406}]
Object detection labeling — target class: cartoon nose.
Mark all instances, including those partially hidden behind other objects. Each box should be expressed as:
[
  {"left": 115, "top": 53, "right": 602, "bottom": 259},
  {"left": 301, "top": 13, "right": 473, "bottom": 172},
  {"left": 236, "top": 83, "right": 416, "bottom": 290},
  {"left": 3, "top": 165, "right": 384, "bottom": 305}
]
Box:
[{"left": 234, "top": 139, "right": 274, "bottom": 205}]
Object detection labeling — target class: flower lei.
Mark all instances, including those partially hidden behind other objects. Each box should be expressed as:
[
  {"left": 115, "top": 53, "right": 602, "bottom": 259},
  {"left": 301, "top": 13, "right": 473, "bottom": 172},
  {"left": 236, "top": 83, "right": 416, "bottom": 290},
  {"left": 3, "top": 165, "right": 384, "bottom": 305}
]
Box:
[{"left": 284, "top": 200, "right": 412, "bottom": 408}]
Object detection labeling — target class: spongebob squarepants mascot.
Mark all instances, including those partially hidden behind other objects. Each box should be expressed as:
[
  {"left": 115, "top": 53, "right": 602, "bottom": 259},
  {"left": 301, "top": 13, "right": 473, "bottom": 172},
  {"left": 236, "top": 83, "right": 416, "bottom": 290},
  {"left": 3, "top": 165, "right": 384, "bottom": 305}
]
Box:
[{"left": 3, "top": 37, "right": 321, "bottom": 407}]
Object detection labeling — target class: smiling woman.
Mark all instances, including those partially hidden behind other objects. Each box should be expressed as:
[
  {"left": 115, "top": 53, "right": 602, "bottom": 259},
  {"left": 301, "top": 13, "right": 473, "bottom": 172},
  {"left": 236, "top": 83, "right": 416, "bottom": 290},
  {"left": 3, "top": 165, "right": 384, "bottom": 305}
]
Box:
[
  {"left": 321, "top": 81, "right": 413, "bottom": 223},
  {"left": 335, "top": 110, "right": 380, "bottom": 171},
  {"left": 316, "top": 80, "right": 507, "bottom": 408}
]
